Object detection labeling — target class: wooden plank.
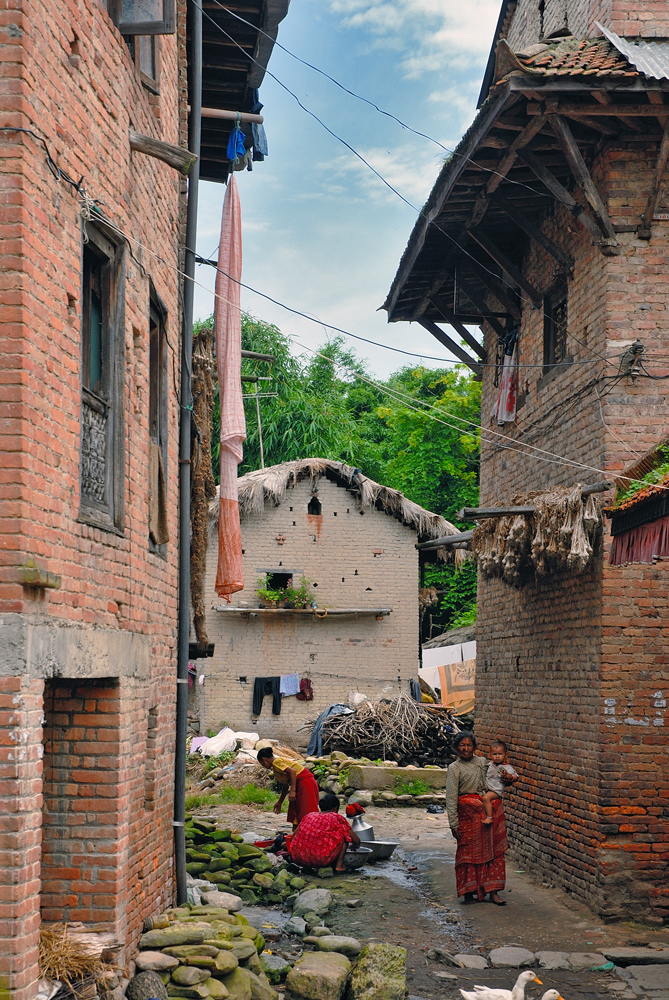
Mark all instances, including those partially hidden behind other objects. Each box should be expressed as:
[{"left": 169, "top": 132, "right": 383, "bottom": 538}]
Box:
[
  {"left": 468, "top": 258, "right": 522, "bottom": 321},
  {"left": 458, "top": 481, "right": 612, "bottom": 519},
  {"left": 416, "top": 529, "right": 474, "bottom": 551},
  {"left": 456, "top": 278, "right": 508, "bottom": 338},
  {"left": 470, "top": 228, "right": 542, "bottom": 308},
  {"left": 559, "top": 111, "right": 619, "bottom": 135},
  {"left": 129, "top": 130, "right": 198, "bottom": 175},
  {"left": 640, "top": 119, "right": 669, "bottom": 238},
  {"left": 241, "top": 349, "right": 275, "bottom": 362},
  {"left": 518, "top": 148, "right": 602, "bottom": 239},
  {"left": 492, "top": 191, "right": 574, "bottom": 270},
  {"left": 485, "top": 114, "right": 547, "bottom": 194},
  {"left": 417, "top": 318, "right": 483, "bottom": 375},
  {"left": 428, "top": 296, "right": 487, "bottom": 360},
  {"left": 528, "top": 102, "right": 669, "bottom": 117},
  {"left": 549, "top": 115, "right": 618, "bottom": 242}
]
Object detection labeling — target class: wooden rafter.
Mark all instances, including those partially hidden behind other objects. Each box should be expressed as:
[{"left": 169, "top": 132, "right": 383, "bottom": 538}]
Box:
[
  {"left": 428, "top": 296, "right": 487, "bottom": 360},
  {"left": 456, "top": 278, "right": 507, "bottom": 339},
  {"left": 518, "top": 148, "right": 602, "bottom": 241},
  {"left": 549, "top": 115, "right": 619, "bottom": 249},
  {"left": 470, "top": 228, "right": 542, "bottom": 308},
  {"left": 639, "top": 118, "right": 669, "bottom": 239},
  {"left": 528, "top": 102, "right": 669, "bottom": 118},
  {"left": 409, "top": 115, "right": 547, "bottom": 321},
  {"left": 492, "top": 191, "right": 574, "bottom": 270},
  {"left": 467, "top": 258, "right": 521, "bottom": 321},
  {"left": 416, "top": 318, "right": 483, "bottom": 376}
]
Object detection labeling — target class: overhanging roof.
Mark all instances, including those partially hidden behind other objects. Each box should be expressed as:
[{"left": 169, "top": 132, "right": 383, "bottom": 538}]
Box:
[
  {"left": 383, "top": 34, "right": 669, "bottom": 361},
  {"left": 190, "top": 0, "right": 290, "bottom": 184}
]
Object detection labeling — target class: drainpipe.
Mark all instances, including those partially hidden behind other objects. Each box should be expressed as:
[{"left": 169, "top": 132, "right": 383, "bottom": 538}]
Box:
[{"left": 175, "top": 0, "right": 202, "bottom": 907}]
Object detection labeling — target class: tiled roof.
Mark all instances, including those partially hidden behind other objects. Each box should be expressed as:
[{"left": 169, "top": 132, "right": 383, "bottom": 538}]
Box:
[
  {"left": 606, "top": 472, "right": 669, "bottom": 516},
  {"left": 502, "top": 36, "right": 639, "bottom": 79}
]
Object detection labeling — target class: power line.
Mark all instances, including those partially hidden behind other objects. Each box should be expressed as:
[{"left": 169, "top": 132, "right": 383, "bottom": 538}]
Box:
[{"left": 193, "top": 1, "right": 617, "bottom": 371}]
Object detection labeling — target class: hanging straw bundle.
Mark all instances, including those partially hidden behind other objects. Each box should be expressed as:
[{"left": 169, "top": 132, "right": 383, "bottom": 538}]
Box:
[{"left": 472, "top": 484, "right": 601, "bottom": 587}]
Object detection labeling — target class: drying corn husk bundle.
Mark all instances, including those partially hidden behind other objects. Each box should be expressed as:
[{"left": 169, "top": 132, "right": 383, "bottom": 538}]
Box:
[
  {"left": 472, "top": 484, "right": 601, "bottom": 587},
  {"left": 39, "top": 924, "right": 114, "bottom": 998},
  {"left": 319, "top": 693, "right": 460, "bottom": 766}
]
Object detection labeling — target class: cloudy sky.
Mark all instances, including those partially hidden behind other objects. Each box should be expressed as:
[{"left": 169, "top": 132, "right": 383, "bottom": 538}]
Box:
[{"left": 194, "top": 0, "right": 502, "bottom": 378}]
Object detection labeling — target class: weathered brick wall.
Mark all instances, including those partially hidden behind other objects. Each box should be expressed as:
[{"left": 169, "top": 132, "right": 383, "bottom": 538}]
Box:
[
  {"left": 0, "top": 676, "right": 43, "bottom": 1000},
  {"left": 477, "top": 143, "right": 669, "bottom": 919},
  {"left": 203, "top": 477, "right": 420, "bottom": 745},
  {"left": 0, "top": 0, "right": 185, "bottom": 991},
  {"left": 506, "top": 1, "right": 669, "bottom": 45}
]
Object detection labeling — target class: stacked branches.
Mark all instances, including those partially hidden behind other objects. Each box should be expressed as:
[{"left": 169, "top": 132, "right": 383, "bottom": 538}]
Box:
[
  {"left": 472, "top": 484, "right": 602, "bottom": 588},
  {"left": 319, "top": 694, "right": 460, "bottom": 766},
  {"left": 39, "top": 924, "right": 113, "bottom": 998}
]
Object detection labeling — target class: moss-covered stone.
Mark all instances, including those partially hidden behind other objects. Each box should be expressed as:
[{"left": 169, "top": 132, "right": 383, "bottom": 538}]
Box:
[{"left": 349, "top": 942, "right": 406, "bottom": 1000}]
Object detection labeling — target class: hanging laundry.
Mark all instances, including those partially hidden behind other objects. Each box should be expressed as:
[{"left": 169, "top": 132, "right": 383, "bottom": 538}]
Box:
[
  {"left": 409, "top": 678, "right": 422, "bottom": 702},
  {"left": 280, "top": 673, "right": 300, "bottom": 697},
  {"left": 296, "top": 678, "right": 314, "bottom": 701},
  {"left": 248, "top": 89, "right": 268, "bottom": 161},
  {"left": 226, "top": 117, "right": 247, "bottom": 167},
  {"left": 214, "top": 175, "right": 246, "bottom": 600},
  {"left": 492, "top": 342, "right": 518, "bottom": 425},
  {"left": 252, "top": 676, "right": 281, "bottom": 716}
]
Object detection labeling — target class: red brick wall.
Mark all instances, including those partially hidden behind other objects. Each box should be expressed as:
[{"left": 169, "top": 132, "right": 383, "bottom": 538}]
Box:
[
  {"left": 0, "top": 677, "right": 44, "bottom": 1000},
  {"left": 0, "top": 0, "right": 186, "bottom": 991},
  {"left": 477, "top": 143, "right": 669, "bottom": 919},
  {"left": 506, "top": 2, "right": 669, "bottom": 45}
]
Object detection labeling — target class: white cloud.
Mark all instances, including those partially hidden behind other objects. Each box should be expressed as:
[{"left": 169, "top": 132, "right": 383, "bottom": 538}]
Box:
[
  {"left": 327, "top": 0, "right": 500, "bottom": 77},
  {"left": 318, "top": 140, "right": 443, "bottom": 207}
]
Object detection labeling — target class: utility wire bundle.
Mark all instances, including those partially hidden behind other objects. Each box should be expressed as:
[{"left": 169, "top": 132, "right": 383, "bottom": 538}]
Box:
[{"left": 319, "top": 694, "right": 461, "bottom": 767}]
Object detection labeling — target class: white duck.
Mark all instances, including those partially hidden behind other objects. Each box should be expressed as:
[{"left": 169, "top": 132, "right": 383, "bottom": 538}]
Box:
[{"left": 460, "top": 970, "right": 545, "bottom": 1000}]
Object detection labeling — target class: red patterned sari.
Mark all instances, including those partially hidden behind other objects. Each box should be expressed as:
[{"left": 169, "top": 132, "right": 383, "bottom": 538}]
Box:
[{"left": 455, "top": 794, "right": 507, "bottom": 898}]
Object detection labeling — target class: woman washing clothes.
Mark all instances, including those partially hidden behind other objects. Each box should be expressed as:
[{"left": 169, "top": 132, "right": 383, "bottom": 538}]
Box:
[
  {"left": 446, "top": 731, "right": 512, "bottom": 905},
  {"left": 257, "top": 747, "right": 320, "bottom": 830},
  {"left": 289, "top": 793, "right": 361, "bottom": 872}
]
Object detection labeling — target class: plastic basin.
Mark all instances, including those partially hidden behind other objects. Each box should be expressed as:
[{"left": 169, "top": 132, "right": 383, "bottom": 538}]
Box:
[{"left": 343, "top": 846, "right": 373, "bottom": 869}]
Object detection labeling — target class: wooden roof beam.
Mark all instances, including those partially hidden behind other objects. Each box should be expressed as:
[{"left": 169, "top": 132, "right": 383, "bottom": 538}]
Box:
[
  {"left": 528, "top": 101, "right": 669, "bottom": 117},
  {"left": 470, "top": 228, "right": 542, "bottom": 308},
  {"left": 467, "top": 258, "right": 521, "bottom": 321},
  {"left": 416, "top": 318, "right": 483, "bottom": 376},
  {"left": 409, "top": 116, "right": 547, "bottom": 322},
  {"left": 456, "top": 278, "right": 508, "bottom": 339},
  {"left": 492, "top": 191, "right": 574, "bottom": 271},
  {"left": 428, "top": 296, "right": 487, "bottom": 360},
  {"left": 517, "top": 148, "right": 603, "bottom": 242},
  {"left": 549, "top": 114, "right": 620, "bottom": 252},
  {"left": 639, "top": 119, "right": 669, "bottom": 239}
]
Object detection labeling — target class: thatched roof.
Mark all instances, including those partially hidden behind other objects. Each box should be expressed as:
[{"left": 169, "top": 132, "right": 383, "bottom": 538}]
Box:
[{"left": 209, "top": 458, "right": 459, "bottom": 541}]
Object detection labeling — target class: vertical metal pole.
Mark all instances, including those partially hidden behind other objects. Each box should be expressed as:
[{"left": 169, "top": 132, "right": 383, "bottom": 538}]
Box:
[
  {"left": 175, "top": 0, "right": 202, "bottom": 907},
  {"left": 254, "top": 382, "right": 265, "bottom": 470}
]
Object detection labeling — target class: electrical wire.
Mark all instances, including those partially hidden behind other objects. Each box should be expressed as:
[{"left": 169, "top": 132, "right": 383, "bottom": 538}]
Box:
[
  {"left": 206, "top": 0, "right": 547, "bottom": 200},
  {"left": 192, "top": 1, "right": 617, "bottom": 372},
  {"left": 194, "top": 255, "right": 616, "bottom": 370}
]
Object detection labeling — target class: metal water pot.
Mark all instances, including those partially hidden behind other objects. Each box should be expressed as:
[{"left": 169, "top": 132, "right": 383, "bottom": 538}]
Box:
[{"left": 351, "top": 814, "right": 375, "bottom": 842}]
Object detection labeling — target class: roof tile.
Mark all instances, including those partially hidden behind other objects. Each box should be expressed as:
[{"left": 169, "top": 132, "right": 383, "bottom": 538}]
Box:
[{"left": 506, "top": 36, "right": 638, "bottom": 79}]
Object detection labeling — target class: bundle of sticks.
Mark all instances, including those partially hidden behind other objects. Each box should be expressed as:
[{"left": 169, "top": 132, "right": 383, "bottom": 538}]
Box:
[{"left": 319, "top": 694, "right": 461, "bottom": 766}]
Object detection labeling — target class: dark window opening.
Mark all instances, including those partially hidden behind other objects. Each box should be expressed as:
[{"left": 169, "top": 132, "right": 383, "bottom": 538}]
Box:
[
  {"left": 543, "top": 280, "right": 569, "bottom": 371},
  {"left": 125, "top": 34, "right": 160, "bottom": 90},
  {"left": 308, "top": 496, "right": 322, "bottom": 516},
  {"left": 149, "top": 290, "right": 169, "bottom": 552},
  {"left": 267, "top": 572, "right": 292, "bottom": 591},
  {"left": 106, "top": 0, "right": 175, "bottom": 35},
  {"left": 80, "top": 223, "right": 125, "bottom": 533},
  {"left": 144, "top": 706, "right": 158, "bottom": 810}
]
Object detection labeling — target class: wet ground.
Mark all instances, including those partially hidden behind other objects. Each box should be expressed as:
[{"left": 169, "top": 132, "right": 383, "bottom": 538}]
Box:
[{"left": 205, "top": 802, "right": 669, "bottom": 999}]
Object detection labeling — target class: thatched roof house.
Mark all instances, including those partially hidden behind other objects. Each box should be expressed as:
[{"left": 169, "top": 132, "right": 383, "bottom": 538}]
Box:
[{"left": 202, "top": 458, "right": 460, "bottom": 743}]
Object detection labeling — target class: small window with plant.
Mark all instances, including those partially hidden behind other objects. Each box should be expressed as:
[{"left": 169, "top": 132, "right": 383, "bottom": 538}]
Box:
[{"left": 256, "top": 574, "right": 314, "bottom": 609}]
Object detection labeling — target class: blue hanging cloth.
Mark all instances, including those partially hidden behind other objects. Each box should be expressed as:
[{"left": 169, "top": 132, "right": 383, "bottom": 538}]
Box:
[{"left": 227, "top": 115, "right": 246, "bottom": 165}]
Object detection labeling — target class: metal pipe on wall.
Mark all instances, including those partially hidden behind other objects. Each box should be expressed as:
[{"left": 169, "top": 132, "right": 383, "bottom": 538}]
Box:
[{"left": 175, "top": 0, "right": 202, "bottom": 907}]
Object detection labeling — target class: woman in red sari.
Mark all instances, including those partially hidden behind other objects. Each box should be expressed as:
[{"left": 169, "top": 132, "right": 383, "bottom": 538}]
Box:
[
  {"left": 290, "top": 793, "right": 361, "bottom": 871},
  {"left": 445, "top": 731, "right": 511, "bottom": 905},
  {"left": 257, "top": 747, "right": 320, "bottom": 830}
]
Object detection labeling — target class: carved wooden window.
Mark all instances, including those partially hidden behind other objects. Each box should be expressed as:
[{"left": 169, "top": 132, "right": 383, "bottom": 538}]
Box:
[
  {"left": 80, "top": 224, "right": 125, "bottom": 533},
  {"left": 543, "top": 279, "right": 569, "bottom": 372},
  {"left": 148, "top": 290, "right": 169, "bottom": 551},
  {"left": 106, "top": 0, "right": 175, "bottom": 34}
]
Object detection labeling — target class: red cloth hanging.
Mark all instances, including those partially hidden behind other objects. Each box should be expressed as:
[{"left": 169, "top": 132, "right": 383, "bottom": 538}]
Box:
[
  {"left": 609, "top": 514, "right": 669, "bottom": 565},
  {"left": 214, "top": 176, "right": 246, "bottom": 600}
]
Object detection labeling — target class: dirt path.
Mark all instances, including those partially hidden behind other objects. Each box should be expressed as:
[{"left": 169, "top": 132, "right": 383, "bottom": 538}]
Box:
[{"left": 202, "top": 802, "right": 668, "bottom": 999}]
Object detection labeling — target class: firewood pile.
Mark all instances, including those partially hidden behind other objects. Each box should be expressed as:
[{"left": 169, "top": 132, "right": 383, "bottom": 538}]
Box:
[{"left": 319, "top": 694, "right": 461, "bottom": 767}]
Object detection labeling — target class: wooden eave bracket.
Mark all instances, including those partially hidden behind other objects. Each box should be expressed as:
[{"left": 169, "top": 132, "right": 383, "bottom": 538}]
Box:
[
  {"left": 129, "top": 129, "right": 198, "bottom": 176},
  {"left": 416, "top": 318, "right": 483, "bottom": 377},
  {"left": 639, "top": 118, "right": 669, "bottom": 239}
]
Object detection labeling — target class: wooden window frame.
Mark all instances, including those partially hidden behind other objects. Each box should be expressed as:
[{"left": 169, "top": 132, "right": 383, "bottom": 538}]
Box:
[
  {"left": 542, "top": 278, "right": 572, "bottom": 375},
  {"left": 126, "top": 34, "right": 161, "bottom": 92},
  {"left": 79, "top": 221, "right": 126, "bottom": 534},
  {"left": 107, "top": 0, "right": 175, "bottom": 35},
  {"left": 149, "top": 285, "right": 168, "bottom": 555}
]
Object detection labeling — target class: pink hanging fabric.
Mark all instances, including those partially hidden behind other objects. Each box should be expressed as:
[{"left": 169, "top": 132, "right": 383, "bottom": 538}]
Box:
[
  {"left": 492, "top": 347, "right": 518, "bottom": 425},
  {"left": 214, "top": 176, "right": 246, "bottom": 599},
  {"left": 610, "top": 514, "right": 669, "bottom": 566}
]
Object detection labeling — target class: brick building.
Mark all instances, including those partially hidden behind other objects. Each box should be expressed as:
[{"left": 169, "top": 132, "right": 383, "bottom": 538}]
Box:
[
  {"left": 385, "top": 1, "right": 669, "bottom": 921},
  {"left": 202, "top": 459, "right": 457, "bottom": 743},
  {"left": 0, "top": 0, "right": 288, "bottom": 995}
]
